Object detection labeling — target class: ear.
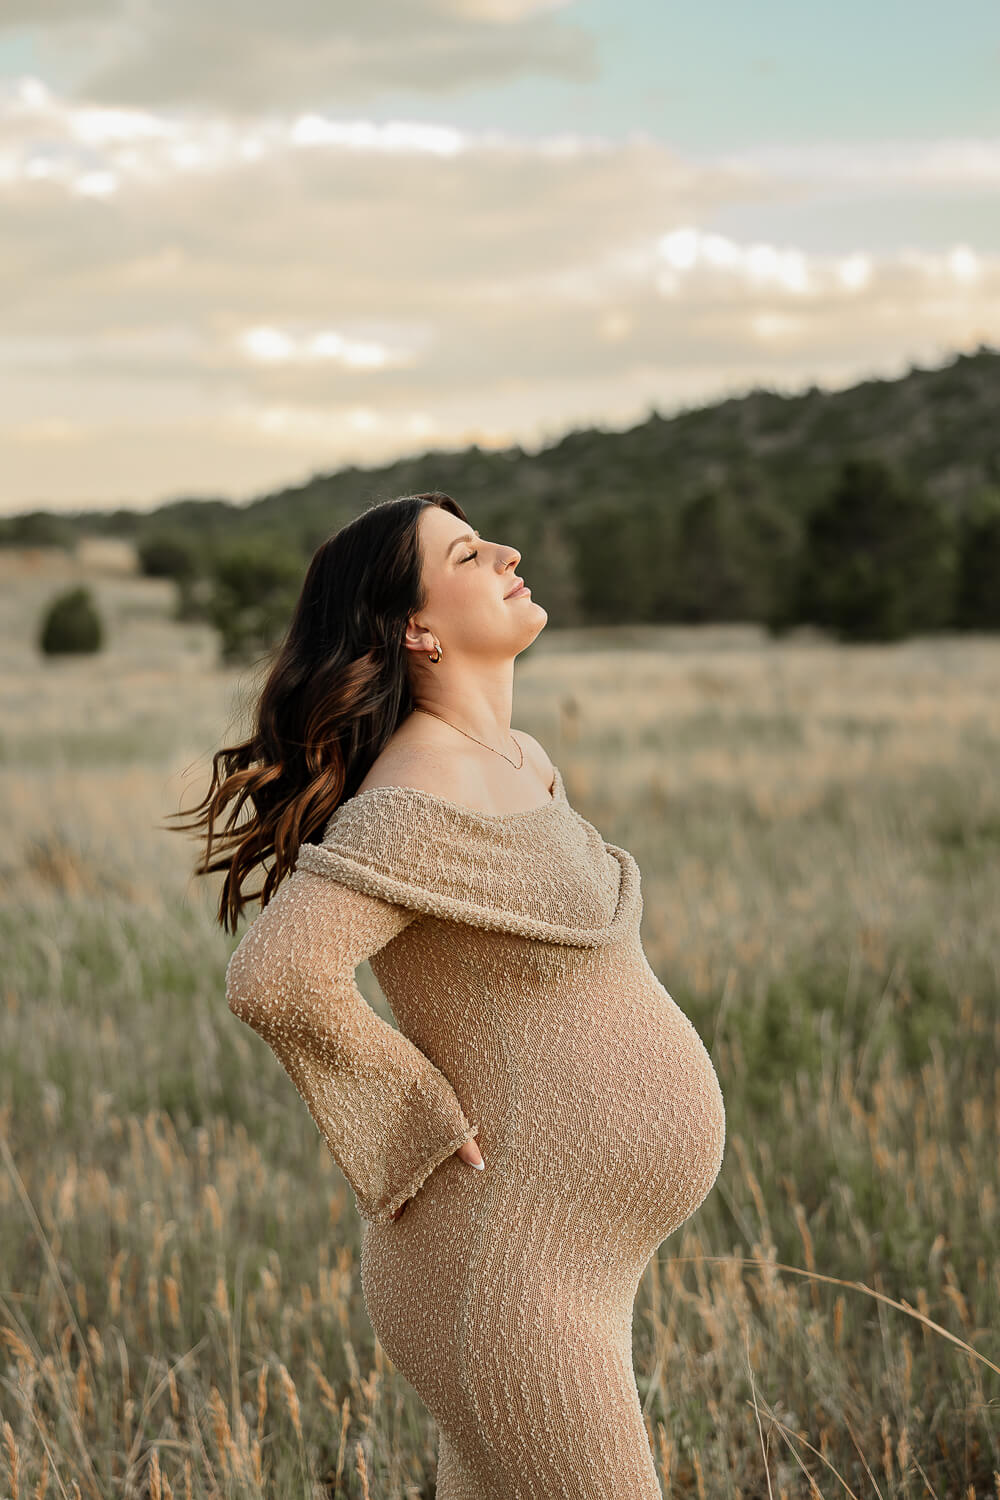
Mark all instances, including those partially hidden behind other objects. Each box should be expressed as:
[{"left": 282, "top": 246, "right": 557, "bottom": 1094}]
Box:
[{"left": 403, "top": 620, "right": 435, "bottom": 652}]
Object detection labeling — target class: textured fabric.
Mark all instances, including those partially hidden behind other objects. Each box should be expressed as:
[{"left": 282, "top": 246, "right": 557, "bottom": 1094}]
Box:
[{"left": 225, "top": 762, "right": 726, "bottom": 1499}]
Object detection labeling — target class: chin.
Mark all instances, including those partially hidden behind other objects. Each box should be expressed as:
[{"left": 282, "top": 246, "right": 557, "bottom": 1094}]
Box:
[{"left": 524, "top": 604, "right": 548, "bottom": 639}]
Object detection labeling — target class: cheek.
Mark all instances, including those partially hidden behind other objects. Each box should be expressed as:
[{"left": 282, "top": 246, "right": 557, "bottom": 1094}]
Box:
[
  {"left": 442, "top": 574, "right": 489, "bottom": 621},
  {"left": 452, "top": 577, "right": 504, "bottom": 627}
]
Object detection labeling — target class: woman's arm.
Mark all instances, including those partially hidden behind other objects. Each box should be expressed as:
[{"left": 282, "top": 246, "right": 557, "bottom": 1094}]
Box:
[{"left": 225, "top": 867, "right": 477, "bottom": 1223}]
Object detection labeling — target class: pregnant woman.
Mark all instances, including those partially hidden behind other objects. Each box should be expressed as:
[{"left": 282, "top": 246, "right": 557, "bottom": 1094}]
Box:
[{"left": 189, "top": 492, "right": 726, "bottom": 1498}]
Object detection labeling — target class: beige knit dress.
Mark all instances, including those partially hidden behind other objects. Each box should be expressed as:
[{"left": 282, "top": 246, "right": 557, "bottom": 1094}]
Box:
[{"left": 225, "top": 762, "right": 726, "bottom": 1499}]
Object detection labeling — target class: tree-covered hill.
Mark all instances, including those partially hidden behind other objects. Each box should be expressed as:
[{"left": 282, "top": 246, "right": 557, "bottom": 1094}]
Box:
[{"left": 4, "top": 343, "right": 998, "bottom": 649}]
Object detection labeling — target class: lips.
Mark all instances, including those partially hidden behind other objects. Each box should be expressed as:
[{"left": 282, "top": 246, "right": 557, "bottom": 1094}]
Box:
[{"left": 505, "top": 580, "right": 528, "bottom": 598}]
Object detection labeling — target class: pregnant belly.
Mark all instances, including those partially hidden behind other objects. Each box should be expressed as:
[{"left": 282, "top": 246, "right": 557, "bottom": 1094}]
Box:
[{"left": 512, "top": 950, "right": 727, "bottom": 1257}]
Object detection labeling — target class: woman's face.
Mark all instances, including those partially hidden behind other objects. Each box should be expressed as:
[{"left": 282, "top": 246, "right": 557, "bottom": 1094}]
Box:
[{"left": 408, "top": 505, "right": 547, "bottom": 662}]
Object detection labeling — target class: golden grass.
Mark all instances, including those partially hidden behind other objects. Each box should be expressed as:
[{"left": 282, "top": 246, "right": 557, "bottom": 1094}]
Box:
[{"left": 0, "top": 548, "right": 997, "bottom": 1496}]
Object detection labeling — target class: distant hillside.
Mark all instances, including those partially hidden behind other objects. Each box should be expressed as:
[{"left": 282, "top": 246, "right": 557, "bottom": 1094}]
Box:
[{"left": 4, "top": 343, "right": 999, "bottom": 637}]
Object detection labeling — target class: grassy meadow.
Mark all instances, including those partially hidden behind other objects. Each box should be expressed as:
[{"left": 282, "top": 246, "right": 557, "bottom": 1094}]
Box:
[{"left": 0, "top": 544, "right": 998, "bottom": 1498}]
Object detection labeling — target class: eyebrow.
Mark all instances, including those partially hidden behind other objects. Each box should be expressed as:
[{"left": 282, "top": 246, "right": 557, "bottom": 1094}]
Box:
[{"left": 446, "top": 529, "right": 480, "bottom": 558}]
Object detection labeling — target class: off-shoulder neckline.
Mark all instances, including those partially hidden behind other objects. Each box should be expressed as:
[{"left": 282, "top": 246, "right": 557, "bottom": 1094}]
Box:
[
  {"left": 302, "top": 762, "right": 643, "bottom": 947},
  {"left": 341, "top": 761, "right": 565, "bottom": 823}
]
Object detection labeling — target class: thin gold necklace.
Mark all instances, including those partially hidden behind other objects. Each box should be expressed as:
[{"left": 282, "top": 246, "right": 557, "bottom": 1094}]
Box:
[{"left": 411, "top": 706, "right": 524, "bottom": 769}]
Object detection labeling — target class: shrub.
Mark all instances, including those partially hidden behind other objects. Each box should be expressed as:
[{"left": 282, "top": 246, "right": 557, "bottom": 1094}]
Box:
[
  {"left": 954, "top": 491, "right": 1000, "bottom": 630},
  {"left": 38, "top": 585, "right": 104, "bottom": 656},
  {"left": 673, "top": 487, "right": 760, "bottom": 623},
  {"left": 793, "top": 457, "right": 956, "bottom": 641},
  {"left": 137, "top": 532, "right": 199, "bottom": 581},
  {"left": 0, "top": 511, "right": 78, "bottom": 550},
  {"left": 205, "top": 539, "right": 304, "bottom": 665}
]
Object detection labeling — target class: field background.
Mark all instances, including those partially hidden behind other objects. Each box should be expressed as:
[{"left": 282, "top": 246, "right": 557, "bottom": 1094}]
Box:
[{"left": 1, "top": 544, "right": 998, "bottom": 1498}]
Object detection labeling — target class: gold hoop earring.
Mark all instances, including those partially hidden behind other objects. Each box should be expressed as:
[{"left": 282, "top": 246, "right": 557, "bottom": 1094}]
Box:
[{"left": 428, "top": 644, "right": 442, "bottom": 663}]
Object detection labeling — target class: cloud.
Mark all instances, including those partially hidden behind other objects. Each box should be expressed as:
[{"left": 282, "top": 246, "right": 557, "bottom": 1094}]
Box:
[
  {"left": 1, "top": 78, "right": 998, "bottom": 512},
  {"left": 0, "top": 78, "right": 765, "bottom": 328},
  {"left": 3, "top": 0, "right": 596, "bottom": 110},
  {"left": 714, "top": 138, "right": 1000, "bottom": 190}
]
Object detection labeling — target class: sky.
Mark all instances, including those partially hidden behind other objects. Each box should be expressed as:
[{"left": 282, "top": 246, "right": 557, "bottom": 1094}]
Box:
[{"left": 1, "top": 0, "right": 998, "bottom": 516}]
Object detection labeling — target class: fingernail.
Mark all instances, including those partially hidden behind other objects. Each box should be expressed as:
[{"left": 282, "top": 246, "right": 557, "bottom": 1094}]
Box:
[{"left": 469, "top": 1160, "right": 485, "bottom": 1170}]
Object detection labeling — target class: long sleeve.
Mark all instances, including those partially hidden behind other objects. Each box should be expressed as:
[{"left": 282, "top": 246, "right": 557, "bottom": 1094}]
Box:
[{"left": 224, "top": 866, "right": 478, "bottom": 1224}]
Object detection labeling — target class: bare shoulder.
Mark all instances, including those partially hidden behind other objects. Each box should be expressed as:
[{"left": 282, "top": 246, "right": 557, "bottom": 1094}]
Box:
[
  {"left": 354, "top": 730, "right": 555, "bottom": 803},
  {"left": 354, "top": 743, "right": 482, "bottom": 799},
  {"left": 510, "top": 729, "right": 555, "bottom": 789}
]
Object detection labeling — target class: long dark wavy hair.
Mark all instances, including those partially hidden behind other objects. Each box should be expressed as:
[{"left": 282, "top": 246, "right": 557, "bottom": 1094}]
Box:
[{"left": 165, "top": 491, "right": 468, "bottom": 933}]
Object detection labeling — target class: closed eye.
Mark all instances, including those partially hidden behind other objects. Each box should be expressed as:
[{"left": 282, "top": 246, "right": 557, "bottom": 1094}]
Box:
[{"left": 461, "top": 549, "right": 479, "bottom": 563}]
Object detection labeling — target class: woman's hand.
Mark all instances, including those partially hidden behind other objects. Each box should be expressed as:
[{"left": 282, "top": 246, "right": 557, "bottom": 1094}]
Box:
[{"left": 389, "top": 1134, "right": 485, "bottom": 1220}]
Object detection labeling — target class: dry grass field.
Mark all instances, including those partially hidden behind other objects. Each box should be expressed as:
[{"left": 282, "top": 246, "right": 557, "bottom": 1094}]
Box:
[{"left": 1, "top": 544, "right": 998, "bottom": 1498}]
